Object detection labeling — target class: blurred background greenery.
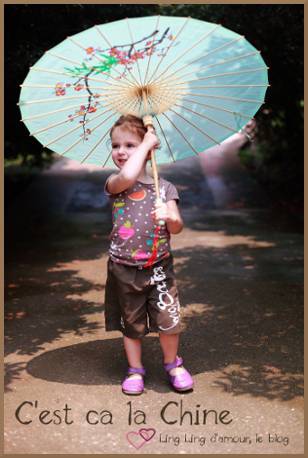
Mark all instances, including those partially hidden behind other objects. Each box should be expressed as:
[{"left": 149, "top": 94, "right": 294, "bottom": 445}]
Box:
[{"left": 5, "top": 4, "right": 303, "bottom": 216}]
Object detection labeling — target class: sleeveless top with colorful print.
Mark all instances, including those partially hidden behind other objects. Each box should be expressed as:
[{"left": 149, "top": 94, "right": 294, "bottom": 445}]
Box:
[{"left": 104, "top": 177, "right": 179, "bottom": 267}]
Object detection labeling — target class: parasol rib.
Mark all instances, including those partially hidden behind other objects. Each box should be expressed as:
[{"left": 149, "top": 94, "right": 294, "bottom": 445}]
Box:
[
  {"left": 18, "top": 90, "right": 133, "bottom": 106},
  {"left": 173, "top": 51, "right": 263, "bottom": 82},
  {"left": 154, "top": 115, "right": 176, "bottom": 163},
  {"left": 67, "top": 35, "right": 137, "bottom": 88},
  {"left": 46, "top": 50, "right": 133, "bottom": 91},
  {"left": 81, "top": 130, "right": 111, "bottom": 164},
  {"left": 94, "top": 25, "right": 141, "bottom": 87},
  {"left": 125, "top": 18, "right": 144, "bottom": 86},
  {"left": 162, "top": 112, "right": 200, "bottom": 156},
  {"left": 178, "top": 84, "right": 269, "bottom": 89},
  {"left": 21, "top": 102, "right": 91, "bottom": 121},
  {"left": 80, "top": 125, "right": 112, "bottom": 164},
  {"left": 30, "top": 112, "right": 90, "bottom": 136},
  {"left": 148, "top": 23, "right": 222, "bottom": 86},
  {"left": 44, "top": 92, "right": 138, "bottom": 147},
  {"left": 192, "top": 50, "right": 261, "bottom": 70},
  {"left": 29, "top": 96, "right": 126, "bottom": 136},
  {"left": 151, "top": 35, "right": 245, "bottom": 86},
  {"left": 28, "top": 66, "right": 132, "bottom": 92},
  {"left": 102, "top": 149, "right": 113, "bottom": 168},
  {"left": 20, "top": 84, "right": 139, "bottom": 110},
  {"left": 177, "top": 92, "right": 265, "bottom": 104},
  {"left": 169, "top": 107, "right": 221, "bottom": 145},
  {"left": 140, "top": 65, "right": 267, "bottom": 93},
  {"left": 45, "top": 50, "right": 83, "bottom": 66},
  {"left": 42, "top": 88, "right": 138, "bottom": 138},
  {"left": 20, "top": 83, "right": 133, "bottom": 93},
  {"left": 143, "top": 15, "right": 161, "bottom": 86},
  {"left": 19, "top": 94, "right": 92, "bottom": 105},
  {"left": 180, "top": 98, "right": 253, "bottom": 120},
  {"left": 43, "top": 108, "right": 114, "bottom": 147},
  {"left": 174, "top": 103, "right": 239, "bottom": 133},
  {"left": 64, "top": 113, "right": 115, "bottom": 157},
  {"left": 168, "top": 67, "right": 269, "bottom": 86},
  {"left": 146, "top": 16, "right": 190, "bottom": 85}
]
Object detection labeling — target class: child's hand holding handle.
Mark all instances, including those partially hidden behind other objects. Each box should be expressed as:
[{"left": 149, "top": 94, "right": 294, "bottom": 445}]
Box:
[
  {"left": 143, "top": 127, "right": 160, "bottom": 151},
  {"left": 151, "top": 199, "right": 169, "bottom": 225}
]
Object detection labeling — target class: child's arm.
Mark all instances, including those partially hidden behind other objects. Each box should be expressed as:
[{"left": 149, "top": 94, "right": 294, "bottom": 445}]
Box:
[
  {"left": 152, "top": 200, "right": 184, "bottom": 234},
  {"left": 107, "top": 130, "right": 159, "bottom": 195}
]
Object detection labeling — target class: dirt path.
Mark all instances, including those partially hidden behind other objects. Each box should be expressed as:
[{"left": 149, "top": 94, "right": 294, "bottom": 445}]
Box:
[{"left": 4, "top": 154, "right": 303, "bottom": 454}]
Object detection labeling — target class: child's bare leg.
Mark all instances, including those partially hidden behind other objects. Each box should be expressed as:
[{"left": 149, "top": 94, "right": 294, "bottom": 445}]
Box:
[
  {"left": 159, "top": 332, "right": 179, "bottom": 363},
  {"left": 159, "top": 333, "right": 185, "bottom": 375},
  {"left": 123, "top": 336, "right": 143, "bottom": 379}
]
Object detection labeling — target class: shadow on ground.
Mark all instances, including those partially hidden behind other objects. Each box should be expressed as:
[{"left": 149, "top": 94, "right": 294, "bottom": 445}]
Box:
[
  {"left": 5, "top": 168, "right": 303, "bottom": 403},
  {"left": 5, "top": 240, "right": 303, "bottom": 402}
]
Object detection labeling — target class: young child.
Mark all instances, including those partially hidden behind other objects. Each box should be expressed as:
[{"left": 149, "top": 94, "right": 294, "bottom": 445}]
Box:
[{"left": 104, "top": 114, "right": 193, "bottom": 395}]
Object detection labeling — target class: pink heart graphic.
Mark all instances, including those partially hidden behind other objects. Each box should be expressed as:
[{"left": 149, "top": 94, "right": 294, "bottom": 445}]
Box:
[
  {"left": 139, "top": 428, "right": 156, "bottom": 441},
  {"left": 126, "top": 431, "right": 146, "bottom": 449}
]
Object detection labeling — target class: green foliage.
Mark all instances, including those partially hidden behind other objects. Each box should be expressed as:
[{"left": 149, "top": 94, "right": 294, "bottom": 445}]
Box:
[{"left": 64, "top": 55, "right": 118, "bottom": 76}]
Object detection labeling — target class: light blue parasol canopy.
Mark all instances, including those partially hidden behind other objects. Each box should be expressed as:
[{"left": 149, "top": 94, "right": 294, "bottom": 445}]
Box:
[{"left": 19, "top": 15, "right": 269, "bottom": 168}]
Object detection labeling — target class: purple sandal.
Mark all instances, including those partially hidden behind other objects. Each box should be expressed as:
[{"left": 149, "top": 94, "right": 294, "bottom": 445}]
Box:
[
  {"left": 164, "top": 356, "right": 194, "bottom": 392},
  {"left": 122, "top": 367, "right": 146, "bottom": 395}
]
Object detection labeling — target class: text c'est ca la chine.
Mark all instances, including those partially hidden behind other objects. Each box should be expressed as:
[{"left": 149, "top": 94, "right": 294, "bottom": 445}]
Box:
[{"left": 15, "top": 400, "right": 233, "bottom": 426}]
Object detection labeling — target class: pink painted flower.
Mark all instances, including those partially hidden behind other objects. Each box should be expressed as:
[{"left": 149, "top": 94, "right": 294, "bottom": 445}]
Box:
[
  {"left": 55, "top": 82, "right": 65, "bottom": 96},
  {"left": 133, "top": 51, "right": 144, "bottom": 59}
]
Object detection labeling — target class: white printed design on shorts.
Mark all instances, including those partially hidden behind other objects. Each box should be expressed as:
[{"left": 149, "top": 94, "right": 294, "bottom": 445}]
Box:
[{"left": 150, "top": 266, "right": 180, "bottom": 331}]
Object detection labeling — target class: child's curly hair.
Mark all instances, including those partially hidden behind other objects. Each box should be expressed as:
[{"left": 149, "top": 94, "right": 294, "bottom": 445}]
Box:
[{"left": 110, "top": 114, "right": 147, "bottom": 141}]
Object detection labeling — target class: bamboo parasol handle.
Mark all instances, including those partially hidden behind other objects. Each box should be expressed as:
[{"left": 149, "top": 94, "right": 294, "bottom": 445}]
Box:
[{"left": 143, "top": 115, "right": 164, "bottom": 226}]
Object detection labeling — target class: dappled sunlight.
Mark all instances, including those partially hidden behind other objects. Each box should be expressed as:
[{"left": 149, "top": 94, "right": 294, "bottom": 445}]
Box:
[
  {"left": 171, "top": 243, "right": 303, "bottom": 401},
  {"left": 213, "top": 363, "right": 303, "bottom": 401},
  {"left": 5, "top": 260, "right": 106, "bottom": 360},
  {"left": 4, "top": 362, "right": 27, "bottom": 393},
  {"left": 172, "top": 228, "right": 275, "bottom": 251},
  {"left": 47, "top": 255, "right": 107, "bottom": 286},
  {"left": 180, "top": 302, "right": 214, "bottom": 332},
  {"left": 5, "top": 153, "right": 303, "bottom": 402}
]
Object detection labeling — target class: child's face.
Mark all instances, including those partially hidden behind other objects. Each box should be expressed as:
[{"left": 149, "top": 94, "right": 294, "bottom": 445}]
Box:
[{"left": 111, "top": 126, "right": 143, "bottom": 169}]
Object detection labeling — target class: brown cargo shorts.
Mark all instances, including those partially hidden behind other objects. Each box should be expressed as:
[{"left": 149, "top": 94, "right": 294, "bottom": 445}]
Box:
[{"left": 104, "top": 254, "right": 182, "bottom": 338}]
